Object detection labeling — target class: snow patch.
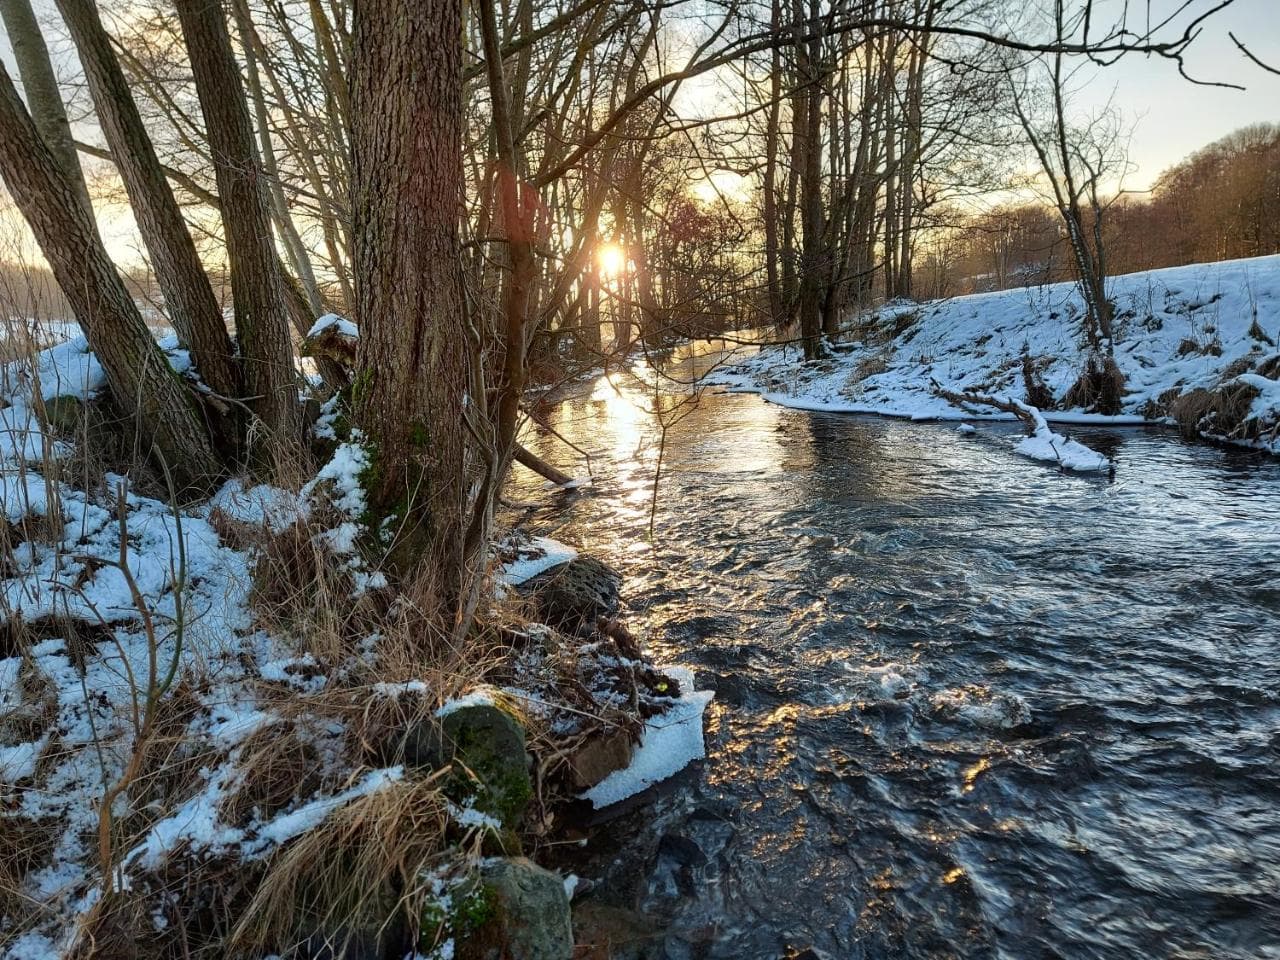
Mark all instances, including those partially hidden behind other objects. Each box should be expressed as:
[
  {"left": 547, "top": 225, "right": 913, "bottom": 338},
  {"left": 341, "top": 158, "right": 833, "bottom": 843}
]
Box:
[
  {"left": 582, "top": 666, "right": 713, "bottom": 808},
  {"left": 501, "top": 536, "right": 577, "bottom": 585}
]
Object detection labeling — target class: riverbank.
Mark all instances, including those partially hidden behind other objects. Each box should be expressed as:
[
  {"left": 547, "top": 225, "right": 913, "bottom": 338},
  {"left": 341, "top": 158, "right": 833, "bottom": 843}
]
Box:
[
  {"left": 0, "top": 331, "right": 708, "bottom": 959},
  {"left": 705, "top": 254, "right": 1280, "bottom": 456}
]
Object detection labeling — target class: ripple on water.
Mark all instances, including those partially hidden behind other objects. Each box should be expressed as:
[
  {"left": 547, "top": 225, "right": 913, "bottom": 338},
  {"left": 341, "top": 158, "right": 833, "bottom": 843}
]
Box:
[{"left": 518, "top": 378, "right": 1280, "bottom": 959}]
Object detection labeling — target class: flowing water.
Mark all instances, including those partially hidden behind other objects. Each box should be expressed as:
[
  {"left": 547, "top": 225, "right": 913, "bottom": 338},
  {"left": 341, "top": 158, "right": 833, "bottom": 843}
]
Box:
[{"left": 513, "top": 347, "right": 1280, "bottom": 960}]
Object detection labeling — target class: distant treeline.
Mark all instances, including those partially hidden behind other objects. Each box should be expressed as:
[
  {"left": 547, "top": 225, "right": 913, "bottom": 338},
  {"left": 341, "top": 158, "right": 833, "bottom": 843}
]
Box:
[
  {"left": 0, "top": 258, "right": 229, "bottom": 328},
  {"left": 926, "top": 123, "right": 1280, "bottom": 298}
]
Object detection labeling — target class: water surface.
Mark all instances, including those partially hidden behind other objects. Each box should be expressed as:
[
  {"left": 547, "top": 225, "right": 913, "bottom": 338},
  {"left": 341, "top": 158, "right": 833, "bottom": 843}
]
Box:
[{"left": 514, "top": 351, "right": 1280, "bottom": 960}]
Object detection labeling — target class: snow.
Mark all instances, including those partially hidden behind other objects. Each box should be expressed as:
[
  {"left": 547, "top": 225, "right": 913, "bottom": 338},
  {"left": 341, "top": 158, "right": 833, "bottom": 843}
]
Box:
[
  {"left": 306, "top": 312, "right": 359, "bottom": 340},
  {"left": 582, "top": 666, "right": 714, "bottom": 808},
  {"left": 208, "top": 478, "right": 306, "bottom": 533},
  {"left": 444, "top": 797, "right": 503, "bottom": 831},
  {"left": 1003, "top": 397, "right": 1111, "bottom": 471},
  {"left": 436, "top": 688, "right": 497, "bottom": 717},
  {"left": 243, "top": 767, "right": 403, "bottom": 857},
  {"left": 298, "top": 435, "right": 389, "bottom": 595},
  {"left": 125, "top": 766, "right": 405, "bottom": 870},
  {"left": 1235, "top": 371, "right": 1280, "bottom": 421},
  {"left": 500, "top": 536, "right": 578, "bottom": 585},
  {"left": 302, "top": 437, "right": 371, "bottom": 517},
  {"left": 0, "top": 736, "right": 45, "bottom": 782},
  {"left": 706, "top": 254, "right": 1280, "bottom": 456}
]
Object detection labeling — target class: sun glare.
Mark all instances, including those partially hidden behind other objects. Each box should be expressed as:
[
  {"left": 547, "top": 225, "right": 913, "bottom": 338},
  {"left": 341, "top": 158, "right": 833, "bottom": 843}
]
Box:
[{"left": 597, "top": 242, "right": 627, "bottom": 278}]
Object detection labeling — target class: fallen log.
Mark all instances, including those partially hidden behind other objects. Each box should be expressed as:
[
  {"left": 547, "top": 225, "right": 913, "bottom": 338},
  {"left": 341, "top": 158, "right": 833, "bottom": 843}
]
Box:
[
  {"left": 514, "top": 442, "right": 575, "bottom": 486},
  {"left": 932, "top": 384, "right": 1038, "bottom": 434}
]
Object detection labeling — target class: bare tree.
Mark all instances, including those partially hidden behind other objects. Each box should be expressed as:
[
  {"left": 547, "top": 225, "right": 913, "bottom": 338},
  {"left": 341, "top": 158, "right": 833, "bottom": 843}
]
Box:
[
  {"left": 175, "top": 0, "right": 301, "bottom": 459},
  {"left": 56, "top": 0, "right": 242, "bottom": 422},
  {"left": 0, "top": 60, "right": 222, "bottom": 487},
  {"left": 1008, "top": 2, "right": 1128, "bottom": 411},
  {"left": 0, "top": 0, "right": 93, "bottom": 217}
]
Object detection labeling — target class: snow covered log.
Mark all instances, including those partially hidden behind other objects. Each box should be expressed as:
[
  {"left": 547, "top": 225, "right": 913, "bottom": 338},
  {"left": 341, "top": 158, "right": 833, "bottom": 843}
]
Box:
[{"left": 936, "top": 386, "right": 1113, "bottom": 473}]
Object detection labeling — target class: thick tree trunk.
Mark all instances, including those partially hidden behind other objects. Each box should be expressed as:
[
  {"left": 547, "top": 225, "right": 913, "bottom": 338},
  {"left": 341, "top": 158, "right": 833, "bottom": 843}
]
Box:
[
  {"left": 176, "top": 0, "right": 301, "bottom": 460},
  {"left": 352, "top": 0, "right": 471, "bottom": 609},
  {"left": 0, "top": 0, "right": 93, "bottom": 219},
  {"left": 0, "top": 62, "right": 222, "bottom": 490},
  {"left": 56, "top": 0, "right": 243, "bottom": 423}
]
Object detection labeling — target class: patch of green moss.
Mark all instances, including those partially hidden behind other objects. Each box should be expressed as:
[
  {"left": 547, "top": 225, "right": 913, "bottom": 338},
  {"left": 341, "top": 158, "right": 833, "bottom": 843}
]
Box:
[
  {"left": 441, "top": 706, "right": 532, "bottom": 828},
  {"left": 419, "top": 877, "right": 499, "bottom": 952}
]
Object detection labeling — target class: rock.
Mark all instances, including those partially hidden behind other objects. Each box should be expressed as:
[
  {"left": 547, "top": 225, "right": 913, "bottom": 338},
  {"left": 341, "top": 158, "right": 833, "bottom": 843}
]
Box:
[
  {"left": 522, "top": 556, "right": 620, "bottom": 629},
  {"left": 402, "top": 703, "right": 532, "bottom": 827},
  {"left": 571, "top": 903, "right": 665, "bottom": 960},
  {"left": 41, "top": 395, "right": 83, "bottom": 435},
  {"left": 458, "top": 858, "right": 573, "bottom": 960},
  {"left": 568, "top": 729, "right": 634, "bottom": 790}
]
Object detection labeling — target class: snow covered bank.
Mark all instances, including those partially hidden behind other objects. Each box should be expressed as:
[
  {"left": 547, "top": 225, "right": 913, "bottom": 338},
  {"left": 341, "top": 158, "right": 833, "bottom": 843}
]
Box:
[
  {"left": 707, "top": 255, "right": 1280, "bottom": 456},
  {"left": 0, "top": 332, "right": 710, "bottom": 957},
  {"left": 582, "top": 666, "right": 714, "bottom": 808}
]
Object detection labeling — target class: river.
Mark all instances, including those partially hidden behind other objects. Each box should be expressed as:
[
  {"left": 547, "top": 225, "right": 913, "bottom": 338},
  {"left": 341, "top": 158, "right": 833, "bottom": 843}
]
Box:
[{"left": 512, "top": 346, "right": 1280, "bottom": 960}]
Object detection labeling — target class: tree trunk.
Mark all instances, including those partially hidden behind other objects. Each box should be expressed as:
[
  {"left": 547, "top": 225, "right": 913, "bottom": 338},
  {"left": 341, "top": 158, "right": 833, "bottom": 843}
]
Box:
[
  {"left": 56, "top": 0, "right": 243, "bottom": 427},
  {"left": 793, "top": 0, "right": 826, "bottom": 360},
  {"left": 176, "top": 0, "right": 301, "bottom": 461},
  {"left": 0, "top": 0, "right": 93, "bottom": 219},
  {"left": 229, "top": 0, "right": 326, "bottom": 317},
  {"left": 352, "top": 0, "right": 471, "bottom": 611},
  {"left": 0, "top": 61, "right": 222, "bottom": 490},
  {"left": 762, "top": 0, "right": 784, "bottom": 327}
]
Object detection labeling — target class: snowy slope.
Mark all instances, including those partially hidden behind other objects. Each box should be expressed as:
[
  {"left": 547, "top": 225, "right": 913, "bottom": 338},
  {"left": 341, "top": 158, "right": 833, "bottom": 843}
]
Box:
[{"left": 707, "top": 255, "right": 1280, "bottom": 454}]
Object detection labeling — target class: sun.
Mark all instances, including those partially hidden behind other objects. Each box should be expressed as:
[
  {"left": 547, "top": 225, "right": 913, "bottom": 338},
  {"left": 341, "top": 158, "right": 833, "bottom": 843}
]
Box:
[{"left": 597, "top": 242, "right": 627, "bottom": 278}]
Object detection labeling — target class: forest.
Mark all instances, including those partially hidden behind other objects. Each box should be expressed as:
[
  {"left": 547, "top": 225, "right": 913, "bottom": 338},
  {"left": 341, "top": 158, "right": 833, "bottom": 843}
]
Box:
[{"left": 1, "top": 0, "right": 1278, "bottom": 958}]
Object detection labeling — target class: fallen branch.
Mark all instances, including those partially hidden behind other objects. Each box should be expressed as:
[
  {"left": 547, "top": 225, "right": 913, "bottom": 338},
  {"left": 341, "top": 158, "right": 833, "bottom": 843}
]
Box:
[
  {"left": 932, "top": 381, "right": 1113, "bottom": 474},
  {"left": 514, "top": 443, "right": 574, "bottom": 486},
  {"left": 932, "top": 382, "right": 1038, "bottom": 434}
]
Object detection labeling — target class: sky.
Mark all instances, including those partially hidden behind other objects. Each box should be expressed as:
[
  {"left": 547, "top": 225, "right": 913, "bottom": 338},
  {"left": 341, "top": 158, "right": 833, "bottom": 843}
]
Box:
[
  {"left": 1075, "top": 0, "right": 1280, "bottom": 190},
  {"left": 1, "top": 0, "right": 1278, "bottom": 267}
]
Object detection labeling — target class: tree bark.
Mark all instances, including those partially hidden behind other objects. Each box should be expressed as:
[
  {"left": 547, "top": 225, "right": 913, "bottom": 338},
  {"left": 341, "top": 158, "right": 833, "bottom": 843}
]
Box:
[
  {"left": 229, "top": 0, "right": 326, "bottom": 317},
  {"left": 56, "top": 0, "right": 243, "bottom": 423},
  {"left": 762, "top": 0, "right": 784, "bottom": 327},
  {"left": 176, "top": 0, "right": 302, "bottom": 461},
  {"left": 0, "top": 61, "right": 222, "bottom": 490},
  {"left": 793, "top": 0, "right": 826, "bottom": 360},
  {"left": 0, "top": 0, "right": 94, "bottom": 219},
  {"left": 352, "top": 0, "right": 471, "bottom": 611}
]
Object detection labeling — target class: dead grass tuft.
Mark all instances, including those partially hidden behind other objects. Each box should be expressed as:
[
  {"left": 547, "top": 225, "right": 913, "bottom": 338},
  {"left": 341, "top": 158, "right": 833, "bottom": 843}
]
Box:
[
  {"left": 1064, "top": 353, "right": 1125, "bottom": 415},
  {"left": 1020, "top": 351, "right": 1056, "bottom": 410},
  {"left": 229, "top": 776, "right": 449, "bottom": 957}
]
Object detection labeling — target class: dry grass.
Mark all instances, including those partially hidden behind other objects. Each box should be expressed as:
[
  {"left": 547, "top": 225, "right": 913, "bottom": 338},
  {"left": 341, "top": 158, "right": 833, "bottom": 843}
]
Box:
[
  {"left": 1063, "top": 352, "right": 1126, "bottom": 414},
  {"left": 229, "top": 776, "right": 450, "bottom": 957},
  {"left": 848, "top": 353, "right": 888, "bottom": 385},
  {"left": 0, "top": 286, "right": 584, "bottom": 959},
  {"left": 1020, "top": 351, "right": 1056, "bottom": 410}
]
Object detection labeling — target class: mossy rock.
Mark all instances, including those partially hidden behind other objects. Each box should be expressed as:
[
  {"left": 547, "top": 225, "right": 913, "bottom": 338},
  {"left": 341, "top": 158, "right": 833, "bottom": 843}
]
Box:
[
  {"left": 424, "top": 859, "right": 572, "bottom": 960},
  {"left": 420, "top": 875, "right": 499, "bottom": 956},
  {"left": 456, "top": 858, "right": 573, "bottom": 960},
  {"left": 403, "top": 703, "right": 532, "bottom": 828},
  {"left": 522, "top": 556, "right": 621, "bottom": 629},
  {"left": 41, "top": 395, "right": 84, "bottom": 436}
]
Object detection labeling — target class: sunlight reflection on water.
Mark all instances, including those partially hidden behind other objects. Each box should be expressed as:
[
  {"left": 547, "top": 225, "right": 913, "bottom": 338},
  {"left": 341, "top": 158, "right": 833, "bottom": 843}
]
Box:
[{"left": 516, "top": 352, "right": 1280, "bottom": 959}]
